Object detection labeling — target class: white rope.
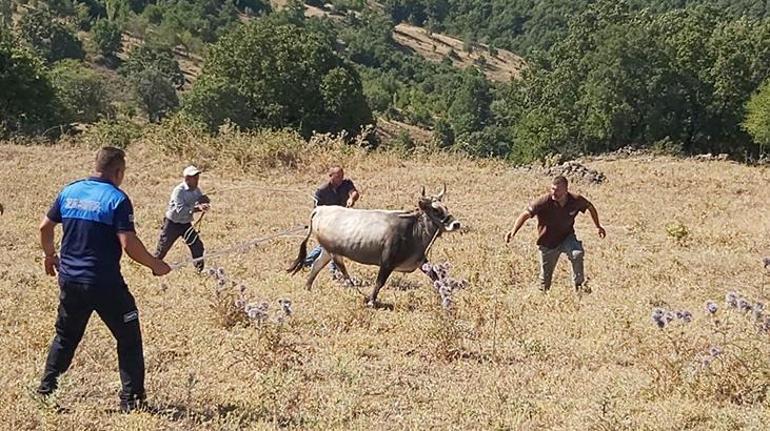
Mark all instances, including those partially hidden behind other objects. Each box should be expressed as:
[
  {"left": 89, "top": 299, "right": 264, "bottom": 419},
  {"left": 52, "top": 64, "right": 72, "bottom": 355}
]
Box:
[{"left": 169, "top": 225, "right": 307, "bottom": 270}]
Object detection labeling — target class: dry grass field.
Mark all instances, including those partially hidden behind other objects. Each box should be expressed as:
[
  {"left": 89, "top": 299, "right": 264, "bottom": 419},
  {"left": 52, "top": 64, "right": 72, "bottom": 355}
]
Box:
[{"left": 1, "top": 134, "right": 770, "bottom": 430}]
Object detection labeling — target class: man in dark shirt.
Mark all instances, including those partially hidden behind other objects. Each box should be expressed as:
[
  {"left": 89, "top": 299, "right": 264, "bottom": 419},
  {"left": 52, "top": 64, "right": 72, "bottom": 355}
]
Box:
[
  {"left": 505, "top": 175, "right": 606, "bottom": 293},
  {"left": 303, "top": 166, "right": 359, "bottom": 268},
  {"left": 37, "top": 147, "right": 171, "bottom": 412}
]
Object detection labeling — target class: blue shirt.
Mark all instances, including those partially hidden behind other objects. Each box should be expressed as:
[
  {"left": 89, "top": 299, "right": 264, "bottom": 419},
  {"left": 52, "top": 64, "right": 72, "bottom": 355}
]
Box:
[{"left": 47, "top": 177, "right": 135, "bottom": 285}]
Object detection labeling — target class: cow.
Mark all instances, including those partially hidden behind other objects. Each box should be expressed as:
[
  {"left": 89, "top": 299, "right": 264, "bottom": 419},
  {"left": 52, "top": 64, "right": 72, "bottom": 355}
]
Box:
[{"left": 287, "top": 186, "right": 461, "bottom": 306}]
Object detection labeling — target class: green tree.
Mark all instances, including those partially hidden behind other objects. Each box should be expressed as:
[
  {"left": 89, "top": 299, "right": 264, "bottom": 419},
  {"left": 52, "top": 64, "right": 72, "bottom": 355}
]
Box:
[
  {"left": 186, "top": 19, "right": 372, "bottom": 136},
  {"left": 181, "top": 76, "right": 252, "bottom": 130},
  {"left": 743, "top": 80, "right": 770, "bottom": 155},
  {"left": 447, "top": 70, "right": 492, "bottom": 138},
  {"left": 49, "top": 59, "right": 113, "bottom": 124},
  {"left": 92, "top": 19, "right": 123, "bottom": 57},
  {"left": 132, "top": 67, "right": 179, "bottom": 123},
  {"left": 18, "top": 9, "right": 85, "bottom": 63},
  {"left": 0, "top": 31, "right": 57, "bottom": 135},
  {"left": 121, "top": 44, "right": 184, "bottom": 87}
]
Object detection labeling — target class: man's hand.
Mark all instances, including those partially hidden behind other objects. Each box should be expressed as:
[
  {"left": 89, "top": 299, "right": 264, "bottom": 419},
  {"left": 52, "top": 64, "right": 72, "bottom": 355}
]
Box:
[
  {"left": 345, "top": 198, "right": 355, "bottom": 208},
  {"left": 151, "top": 259, "right": 171, "bottom": 276},
  {"left": 195, "top": 203, "right": 210, "bottom": 212},
  {"left": 597, "top": 226, "right": 606, "bottom": 239},
  {"left": 44, "top": 254, "right": 59, "bottom": 276},
  {"left": 505, "top": 231, "right": 515, "bottom": 243}
]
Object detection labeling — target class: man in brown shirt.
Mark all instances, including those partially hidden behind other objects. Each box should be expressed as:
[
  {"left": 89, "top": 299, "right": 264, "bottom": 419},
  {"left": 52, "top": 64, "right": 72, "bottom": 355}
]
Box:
[{"left": 505, "top": 175, "right": 606, "bottom": 292}]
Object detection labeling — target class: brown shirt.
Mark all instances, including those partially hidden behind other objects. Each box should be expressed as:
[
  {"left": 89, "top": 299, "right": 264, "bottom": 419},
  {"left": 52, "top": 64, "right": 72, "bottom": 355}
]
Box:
[{"left": 528, "top": 193, "right": 590, "bottom": 249}]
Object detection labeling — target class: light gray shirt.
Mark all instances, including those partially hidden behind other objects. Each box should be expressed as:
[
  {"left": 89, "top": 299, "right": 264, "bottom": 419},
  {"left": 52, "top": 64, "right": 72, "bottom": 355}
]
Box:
[{"left": 165, "top": 182, "right": 204, "bottom": 224}]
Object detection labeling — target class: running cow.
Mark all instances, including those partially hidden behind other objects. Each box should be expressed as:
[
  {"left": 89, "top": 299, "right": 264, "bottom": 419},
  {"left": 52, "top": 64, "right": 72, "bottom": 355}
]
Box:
[{"left": 287, "top": 186, "right": 461, "bottom": 306}]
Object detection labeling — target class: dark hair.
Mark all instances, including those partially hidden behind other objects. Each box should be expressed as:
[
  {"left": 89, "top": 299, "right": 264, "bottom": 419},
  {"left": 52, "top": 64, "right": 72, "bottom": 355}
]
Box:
[
  {"left": 95, "top": 147, "right": 126, "bottom": 175},
  {"left": 553, "top": 175, "right": 568, "bottom": 187}
]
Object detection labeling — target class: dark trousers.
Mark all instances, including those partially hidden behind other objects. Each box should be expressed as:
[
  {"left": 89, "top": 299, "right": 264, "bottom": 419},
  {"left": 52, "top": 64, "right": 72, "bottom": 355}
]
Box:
[
  {"left": 154, "top": 218, "right": 204, "bottom": 271},
  {"left": 39, "top": 280, "right": 145, "bottom": 402}
]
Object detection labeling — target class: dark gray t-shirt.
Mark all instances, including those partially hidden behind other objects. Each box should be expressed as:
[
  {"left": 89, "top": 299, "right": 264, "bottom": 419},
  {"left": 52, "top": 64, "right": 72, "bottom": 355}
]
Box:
[{"left": 314, "top": 179, "right": 356, "bottom": 207}]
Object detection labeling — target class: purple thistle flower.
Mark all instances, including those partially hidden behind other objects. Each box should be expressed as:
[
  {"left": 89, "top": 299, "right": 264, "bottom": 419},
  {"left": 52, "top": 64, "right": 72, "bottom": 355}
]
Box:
[
  {"left": 278, "top": 298, "right": 292, "bottom": 316},
  {"left": 664, "top": 311, "right": 676, "bottom": 324},
  {"left": 763, "top": 256, "right": 770, "bottom": 268},
  {"left": 234, "top": 298, "right": 246, "bottom": 308},
  {"left": 441, "top": 296, "right": 453, "bottom": 309},
  {"left": 678, "top": 310, "right": 693, "bottom": 323},
  {"left": 246, "top": 308, "right": 258, "bottom": 319},
  {"left": 217, "top": 279, "right": 227, "bottom": 288},
  {"left": 725, "top": 292, "right": 738, "bottom": 308},
  {"left": 709, "top": 346, "right": 722, "bottom": 357},
  {"left": 420, "top": 262, "right": 433, "bottom": 274},
  {"left": 738, "top": 298, "right": 752, "bottom": 312},
  {"left": 762, "top": 318, "right": 770, "bottom": 332},
  {"left": 651, "top": 308, "right": 666, "bottom": 328},
  {"left": 705, "top": 301, "right": 718, "bottom": 314}
]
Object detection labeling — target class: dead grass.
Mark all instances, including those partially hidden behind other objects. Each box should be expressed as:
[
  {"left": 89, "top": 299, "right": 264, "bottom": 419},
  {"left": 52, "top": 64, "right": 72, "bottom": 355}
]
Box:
[{"left": 1, "top": 135, "right": 770, "bottom": 430}]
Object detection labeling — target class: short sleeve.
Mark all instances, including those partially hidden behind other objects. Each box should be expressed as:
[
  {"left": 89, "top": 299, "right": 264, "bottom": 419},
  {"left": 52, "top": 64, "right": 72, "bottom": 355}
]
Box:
[
  {"left": 114, "top": 197, "right": 136, "bottom": 232},
  {"left": 527, "top": 196, "right": 547, "bottom": 216},
  {"left": 576, "top": 195, "right": 591, "bottom": 213},
  {"left": 344, "top": 179, "right": 357, "bottom": 193},
  {"left": 46, "top": 194, "right": 62, "bottom": 223}
]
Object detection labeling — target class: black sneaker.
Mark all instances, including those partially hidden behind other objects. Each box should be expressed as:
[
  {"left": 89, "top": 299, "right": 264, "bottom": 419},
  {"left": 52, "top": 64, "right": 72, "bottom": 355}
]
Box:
[
  {"left": 119, "top": 392, "right": 147, "bottom": 413},
  {"left": 36, "top": 382, "right": 57, "bottom": 397}
]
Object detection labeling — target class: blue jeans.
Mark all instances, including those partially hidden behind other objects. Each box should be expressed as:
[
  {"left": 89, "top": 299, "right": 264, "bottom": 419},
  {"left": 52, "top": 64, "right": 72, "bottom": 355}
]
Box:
[{"left": 304, "top": 245, "right": 339, "bottom": 271}]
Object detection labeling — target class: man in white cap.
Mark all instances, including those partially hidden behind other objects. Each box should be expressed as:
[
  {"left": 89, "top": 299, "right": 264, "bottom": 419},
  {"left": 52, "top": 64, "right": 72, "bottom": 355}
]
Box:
[{"left": 154, "top": 165, "right": 210, "bottom": 271}]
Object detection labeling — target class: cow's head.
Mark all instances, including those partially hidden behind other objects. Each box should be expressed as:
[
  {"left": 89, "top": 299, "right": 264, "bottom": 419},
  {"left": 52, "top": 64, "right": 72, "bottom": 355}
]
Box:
[{"left": 419, "top": 185, "right": 461, "bottom": 232}]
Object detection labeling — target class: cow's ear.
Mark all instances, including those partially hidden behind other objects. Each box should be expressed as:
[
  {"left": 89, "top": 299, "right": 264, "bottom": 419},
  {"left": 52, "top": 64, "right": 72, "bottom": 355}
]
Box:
[{"left": 418, "top": 197, "right": 431, "bottom": 210}]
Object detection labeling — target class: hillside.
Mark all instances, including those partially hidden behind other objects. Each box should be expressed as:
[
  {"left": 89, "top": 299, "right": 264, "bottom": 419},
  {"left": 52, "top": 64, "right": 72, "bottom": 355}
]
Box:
[{"left": 1, "top": 140, "right": 769, "bottom": 429}]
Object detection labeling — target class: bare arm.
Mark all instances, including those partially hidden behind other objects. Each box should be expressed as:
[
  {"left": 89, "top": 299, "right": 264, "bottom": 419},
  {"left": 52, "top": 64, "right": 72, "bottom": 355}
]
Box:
[
  {"left": 40, "top": 216, "right": 59, "bottom": 276},
  {"left": 118, "top": 231, "right": 170, "bottom": 275},
  {"left": 587, "top": 204, "right": 606, "bottom": 238},
  {"left": 347, "top": 189, "right": 360, "bottom": 207},
  {"left": 505, "top": 211, "right": 532, "bottom": 243}
]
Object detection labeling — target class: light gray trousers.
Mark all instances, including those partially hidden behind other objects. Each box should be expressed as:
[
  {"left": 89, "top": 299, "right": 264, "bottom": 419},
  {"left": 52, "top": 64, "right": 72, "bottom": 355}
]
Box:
[{"left": 538, "top": 234, "right": 584, "bottom": 291}]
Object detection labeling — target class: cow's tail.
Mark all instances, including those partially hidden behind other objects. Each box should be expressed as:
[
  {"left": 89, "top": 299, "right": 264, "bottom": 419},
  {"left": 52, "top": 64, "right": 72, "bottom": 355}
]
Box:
[{"left": 287, "top": 210, "right": 316, "bottom": 275}]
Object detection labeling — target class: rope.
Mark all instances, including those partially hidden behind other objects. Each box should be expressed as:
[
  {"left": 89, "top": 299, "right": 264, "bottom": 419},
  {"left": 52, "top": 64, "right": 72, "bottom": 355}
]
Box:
[
  {"left": 182, "top": 212, "right": 206, "bottom": 246},
  {"left": 169, "top": 225, "right": 306, "bottom": 270}
]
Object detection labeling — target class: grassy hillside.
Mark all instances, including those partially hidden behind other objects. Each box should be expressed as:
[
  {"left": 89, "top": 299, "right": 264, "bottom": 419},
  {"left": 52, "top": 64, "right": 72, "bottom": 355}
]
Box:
[{"left": 1, "top": 138, "right": 769, "bottom": 429}]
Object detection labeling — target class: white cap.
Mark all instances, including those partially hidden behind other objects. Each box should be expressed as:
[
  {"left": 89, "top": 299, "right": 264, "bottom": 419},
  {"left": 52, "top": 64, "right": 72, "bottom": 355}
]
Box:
[{"left": 183, "top": 165, "right": 201, "bottom": 177}]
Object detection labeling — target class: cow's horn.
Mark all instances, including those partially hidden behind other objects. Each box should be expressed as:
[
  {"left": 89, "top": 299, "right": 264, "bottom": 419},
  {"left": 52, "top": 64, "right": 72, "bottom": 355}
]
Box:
[{"left": 437, "top": 184, "right": 446, "bottom": 200}]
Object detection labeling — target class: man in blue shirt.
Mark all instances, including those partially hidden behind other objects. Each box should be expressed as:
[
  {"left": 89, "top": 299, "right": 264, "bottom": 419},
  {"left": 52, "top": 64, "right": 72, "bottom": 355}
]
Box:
[{"left": 37, "top": 147, "right": 171, "bottom": 413}]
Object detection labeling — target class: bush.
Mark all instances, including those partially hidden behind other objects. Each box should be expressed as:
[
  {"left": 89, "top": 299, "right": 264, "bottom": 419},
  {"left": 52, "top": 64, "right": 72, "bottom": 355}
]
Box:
[
  {"left": 77, "top": 118, "right": 142, "bottom": 148},
  {"left": 92, "top": 19, "right": 123, "bottom": 57},
  {"left": 49, "top": 59, "right": 113, "bottom": 124}
]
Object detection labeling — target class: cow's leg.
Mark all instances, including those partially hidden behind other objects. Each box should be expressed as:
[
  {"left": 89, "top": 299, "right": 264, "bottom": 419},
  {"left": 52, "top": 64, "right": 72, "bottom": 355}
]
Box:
[
  {"left": 331, "top": 255, "right": 352, "bottom": 282},
  {"left": 367, "top": 266, "right": 394, "bottom": 307},
  {"left": 305, "top": 248, "right": 332, "bottom": 290}
]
